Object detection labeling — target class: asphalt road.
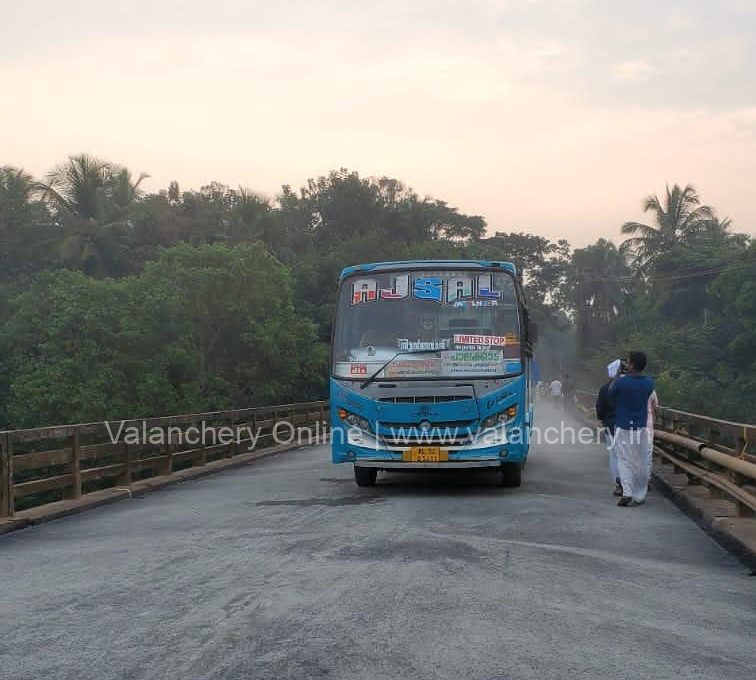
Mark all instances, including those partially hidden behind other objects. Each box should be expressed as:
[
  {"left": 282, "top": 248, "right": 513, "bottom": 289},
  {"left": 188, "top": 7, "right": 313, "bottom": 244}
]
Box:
[{"left": 1, "top": 403, "right": 754, "bottom": 680}]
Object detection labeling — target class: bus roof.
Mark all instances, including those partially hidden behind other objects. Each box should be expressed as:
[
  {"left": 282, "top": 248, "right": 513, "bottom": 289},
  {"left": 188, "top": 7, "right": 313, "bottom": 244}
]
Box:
[{"left": 339, "top": 260, "right": 517, "bottom": 280}]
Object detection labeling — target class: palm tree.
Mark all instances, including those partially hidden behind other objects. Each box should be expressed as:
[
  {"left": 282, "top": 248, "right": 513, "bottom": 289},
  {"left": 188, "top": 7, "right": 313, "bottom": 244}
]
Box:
[
  {"left": 1, "top": 166, "right": 56, "bottom": 277},
  {"left": 39, "top": 154, "right": 111, "bottom": 221},
  {"left": 1, "top": 166, "right": 34, "bottom": 275},
  {"left": 689, "top": 215, "right": 740, "bottom": 245},
  {"left": 36, "top": 154, "right": 148, "bottom": 277},
  {"left": 620, "top": 184, "right": 713, "bottom": 270},
  {"left": 1, "top": 166, "right": 36, "bottom": 232},
  {"left": 228, "top": 188, "right": 275, "bottom": 245},
  {"left": 110, "top": 167, "right": 150, "bottom": 211}
]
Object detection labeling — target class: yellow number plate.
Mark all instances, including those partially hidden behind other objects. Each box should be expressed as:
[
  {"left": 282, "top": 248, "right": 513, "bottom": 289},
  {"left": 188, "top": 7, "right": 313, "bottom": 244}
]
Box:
[{"left": 403, "top": 447, "right": 449, "bottom": 462}]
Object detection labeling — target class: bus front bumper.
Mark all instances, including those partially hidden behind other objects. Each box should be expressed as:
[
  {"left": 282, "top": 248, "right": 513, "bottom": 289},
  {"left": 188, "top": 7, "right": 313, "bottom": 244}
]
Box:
[
  {"left": 354, "top": 459, "right": 503, "bottom": 469},
  {"left": 333, "top": 440, "right": 527, "bottom": 465}
]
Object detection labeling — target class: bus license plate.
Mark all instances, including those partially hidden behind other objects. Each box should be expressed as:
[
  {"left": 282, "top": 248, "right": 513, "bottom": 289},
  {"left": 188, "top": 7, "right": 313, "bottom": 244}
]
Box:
[{"left": 403, "top": 447, "right": 449, "bottom": 462}]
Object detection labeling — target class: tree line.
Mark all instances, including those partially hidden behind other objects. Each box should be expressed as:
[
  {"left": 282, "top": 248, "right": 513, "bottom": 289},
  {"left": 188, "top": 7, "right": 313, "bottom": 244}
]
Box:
[{"left": 0, "top": 154, "right": 753, "bottom": 428}]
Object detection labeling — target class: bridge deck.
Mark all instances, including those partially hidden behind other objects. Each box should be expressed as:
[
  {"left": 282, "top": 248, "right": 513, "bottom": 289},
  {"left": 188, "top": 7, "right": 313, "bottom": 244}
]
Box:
[{"left": 1, "top": 404, "right": 754, "bottom": 680}]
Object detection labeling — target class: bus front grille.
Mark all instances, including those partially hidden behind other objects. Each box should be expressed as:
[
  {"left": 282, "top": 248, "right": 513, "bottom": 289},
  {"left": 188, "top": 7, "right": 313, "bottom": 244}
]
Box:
[
  {"left": 380, "top": 434, "right": 473, "bottom": 447},
  {"left": 379, "top": 423, "right": 475, "bottom": 447},
  {"left": 379, "top": 420, "right": 475, "bottom": 430},
  {"left": 377, "top": 395, "right": 470, "bottom": 404}
]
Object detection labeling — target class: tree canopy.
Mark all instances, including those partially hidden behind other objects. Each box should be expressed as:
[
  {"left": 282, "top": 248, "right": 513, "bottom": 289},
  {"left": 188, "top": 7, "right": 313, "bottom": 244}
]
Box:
[{"left": 0, "top": 155, "right": 752, "bottom": 427}]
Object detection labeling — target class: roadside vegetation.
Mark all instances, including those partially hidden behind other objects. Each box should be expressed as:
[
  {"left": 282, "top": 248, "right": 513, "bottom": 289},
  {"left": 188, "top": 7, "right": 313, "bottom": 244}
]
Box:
[{"left": 1, "top": 155, "right": 753, "bottom": 427}]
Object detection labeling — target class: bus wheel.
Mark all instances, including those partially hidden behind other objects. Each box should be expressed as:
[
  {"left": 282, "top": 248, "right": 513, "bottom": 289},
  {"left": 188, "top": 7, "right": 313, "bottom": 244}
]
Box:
[
  {"left": 500, "top": 462, "right": 522, "bottom": 488},
  {"left": 354, "top": 465, "right": 377, "bottom": 487}
]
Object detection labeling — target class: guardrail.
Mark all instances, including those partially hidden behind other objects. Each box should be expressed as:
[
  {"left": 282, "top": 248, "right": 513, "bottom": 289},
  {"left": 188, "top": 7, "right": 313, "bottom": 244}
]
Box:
[
  {"left": 0, "top": 401, "right": 329, "bottom": 518},
  {"left": 574, "top": 390, "right": 756, "bottom": 517}
]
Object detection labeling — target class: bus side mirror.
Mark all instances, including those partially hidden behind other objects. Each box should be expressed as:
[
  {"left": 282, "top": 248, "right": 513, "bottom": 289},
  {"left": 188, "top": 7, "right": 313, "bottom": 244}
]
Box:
[{"left": 528, "top": 321, "right": 538, "bottom": 344}]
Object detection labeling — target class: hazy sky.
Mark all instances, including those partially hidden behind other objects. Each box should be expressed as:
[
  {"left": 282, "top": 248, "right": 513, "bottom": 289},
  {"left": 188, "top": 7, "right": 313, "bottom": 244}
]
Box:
[{"left": 2, "top": 0, "right": 755, "bottom": 246}]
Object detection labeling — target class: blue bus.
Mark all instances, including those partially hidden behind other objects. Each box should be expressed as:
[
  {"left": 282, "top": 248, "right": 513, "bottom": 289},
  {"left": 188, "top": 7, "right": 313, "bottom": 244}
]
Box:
[{"left": 330, "top": 260, "right": 536, "bottom": 487}]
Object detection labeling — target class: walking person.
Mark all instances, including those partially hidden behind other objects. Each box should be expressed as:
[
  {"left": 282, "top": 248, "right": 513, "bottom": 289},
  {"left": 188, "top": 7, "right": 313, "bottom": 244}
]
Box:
[
  {"left": 548, "top": 376, "right": 563, "bottom": 407},
  {"left": 535, "top": 380, "right": 544, "bottom": 402},
  {"left": 596, "top": 359, "right": 621, "bottom": 496},
  {"left": 610, "top": 351, "right": 655, "bottom": 507}
]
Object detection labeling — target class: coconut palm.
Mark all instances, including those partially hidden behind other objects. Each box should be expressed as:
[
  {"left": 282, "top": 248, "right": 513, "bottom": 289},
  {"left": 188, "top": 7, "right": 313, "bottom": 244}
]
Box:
[
  {"left": 39, "top": 154, "right": 111, "bottom": 221},
  {"left": 36, "top": 154, "right": 148, "bottom": 277},
  {"left": 620, "top": 184, "right": 713, "bottom": 271},
  {"left": 689, "top": 215, "right": 740, "bottom": 245},
  {"left": 1, "top": 166, "right": 35, "bottom": 276},
  {"left": 228, "top": 188, "right": 275, "bottom": 244},
  {"left": 1, "top": 166, "right": 36, "bottom": 234},
  {"left": 1, "top": 166, "right": 56, "bottom": 277},
  {"left": 110, "top": 167, "right": 150, "bottom": 211}
]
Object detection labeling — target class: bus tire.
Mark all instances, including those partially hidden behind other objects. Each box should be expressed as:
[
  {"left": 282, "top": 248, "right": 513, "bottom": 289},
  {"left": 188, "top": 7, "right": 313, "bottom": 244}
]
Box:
[
  {"left": 500, "top": 462, "right": 522, "bottom": 488},
  {"left": 354, "top": 465, "right": 377, "bottom": 487}
]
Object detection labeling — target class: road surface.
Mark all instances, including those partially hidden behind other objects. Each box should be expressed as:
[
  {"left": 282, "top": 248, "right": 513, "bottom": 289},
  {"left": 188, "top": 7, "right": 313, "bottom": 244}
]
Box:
[{"left": 1, "top": 403, "right": 754, "bottom": 680}]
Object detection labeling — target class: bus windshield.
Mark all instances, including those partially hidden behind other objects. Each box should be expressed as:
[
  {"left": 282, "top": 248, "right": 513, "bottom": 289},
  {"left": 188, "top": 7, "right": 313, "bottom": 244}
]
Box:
[{"left": 332, "top": 269, "right": 522, "bottom": 380}]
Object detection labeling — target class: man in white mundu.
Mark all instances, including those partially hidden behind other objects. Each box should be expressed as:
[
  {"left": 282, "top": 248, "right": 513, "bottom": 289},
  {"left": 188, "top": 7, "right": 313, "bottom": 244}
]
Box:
[{"left": 610, "top": 352, "right": 655, "bottom": 507}]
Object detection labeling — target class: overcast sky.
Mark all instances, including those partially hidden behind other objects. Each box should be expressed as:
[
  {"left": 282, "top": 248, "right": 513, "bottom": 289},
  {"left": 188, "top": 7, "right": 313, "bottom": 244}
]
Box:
[{"left": 2, "top": 0, "right": 755, "bottom": 246}]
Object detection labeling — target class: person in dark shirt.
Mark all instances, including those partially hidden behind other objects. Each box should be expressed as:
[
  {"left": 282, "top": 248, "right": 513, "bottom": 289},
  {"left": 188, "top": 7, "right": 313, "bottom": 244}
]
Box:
[
  {"left": 610, "top": 351, "right": 655, "bottom": 506},
  {"left": 596, "top": 359, "right": 621, "bottom": 496}
]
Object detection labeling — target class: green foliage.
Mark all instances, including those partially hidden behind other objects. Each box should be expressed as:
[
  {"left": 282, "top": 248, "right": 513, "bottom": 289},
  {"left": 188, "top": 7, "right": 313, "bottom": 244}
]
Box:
[
  {"left": 1, "top": 157, "right": 753, "bottom": 427},
  {"left": 0, "top": 166, "right": 56, "bottom": 279},
  {"left": 569, "top": 239, "right": 632, "bottom": 348},
  {"left": 578, "top": 230, "right": 753, "bottom": 421},
  {"left": 1, "top": 244, "right": 325, "bottom": 427}
]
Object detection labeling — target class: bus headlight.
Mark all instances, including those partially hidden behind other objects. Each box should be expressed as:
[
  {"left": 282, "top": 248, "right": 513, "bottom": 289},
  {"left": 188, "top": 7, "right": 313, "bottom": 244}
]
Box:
[
  {"left": 338, "top": 409, "right": 371, "bottom": 432},
  {"left": 481, "top": 405, "right": 517, "bottom": 429}
]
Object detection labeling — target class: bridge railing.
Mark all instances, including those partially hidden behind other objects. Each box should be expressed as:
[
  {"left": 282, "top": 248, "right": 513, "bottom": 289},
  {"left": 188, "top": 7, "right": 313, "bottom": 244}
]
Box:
[
  {"left": 574, "top": 389, "right": 756, "bottom": 517},
  {"left": 0, "top": 400, "right": 329, "bottom": 518}
]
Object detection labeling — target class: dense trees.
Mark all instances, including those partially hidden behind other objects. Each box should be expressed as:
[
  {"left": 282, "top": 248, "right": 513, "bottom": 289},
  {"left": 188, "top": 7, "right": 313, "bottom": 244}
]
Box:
[
  {"left": 0, "top": 166, "right": 55, "bottom": 279},
  {"left": 0, "top": 154, "right": 753, "bottom": 426},
  {"left": 582, "top": 187, "right": 753, "bottom": 420},
  {"left": 569, "top": 239, "right": 633, "bottom": 351},
  {"left": 0, "top": 244, "right": 323, "bottom": 427}
]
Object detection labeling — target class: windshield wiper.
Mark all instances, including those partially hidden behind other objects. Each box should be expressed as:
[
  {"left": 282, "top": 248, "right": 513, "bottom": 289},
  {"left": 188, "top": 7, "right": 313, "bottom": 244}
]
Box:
[{"left": 360, "top": 349, "right": 443, "bottom": 389}]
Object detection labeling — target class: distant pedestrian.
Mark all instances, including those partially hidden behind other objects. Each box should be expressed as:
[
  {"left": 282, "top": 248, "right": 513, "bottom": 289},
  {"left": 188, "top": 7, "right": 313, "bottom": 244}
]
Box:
[
  {"left": 610, "top": 352, "right": 654, "bottom": 507},
  {"left": 548, "top": 377, "right": 563, "bottom": 407},
  {"left": 596, "top": 359, "right": 621, "bottom": 496}
]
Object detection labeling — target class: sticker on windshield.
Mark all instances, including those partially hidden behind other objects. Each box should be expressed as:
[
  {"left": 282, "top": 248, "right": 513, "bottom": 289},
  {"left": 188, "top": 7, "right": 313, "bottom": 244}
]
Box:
[
  {"left": 352, "top": 279, "right": 378, "bottom": 304},
  {"left": 441, "top": 350, "right": 504, "bottom": 375},
  {"left": 351, "top": 273, "right": 504, "bottom": 305},
  {"left": 397, "top": 338, "right": 450, "bottom": 351},
  {"left": 453, "top": 334, "right": 508, "bottom": 347},
  {"left": 349, "top": 363, "right": 368, "bottom": 376},
  {"left": 452, "top": 300, "right": 498, "bottom": 308},
  {"left": 385, "top": 359, "right": 442, "bottom": 378},
  {"left": 380, "top": 274, "right": 410, "bottom": 300}
]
